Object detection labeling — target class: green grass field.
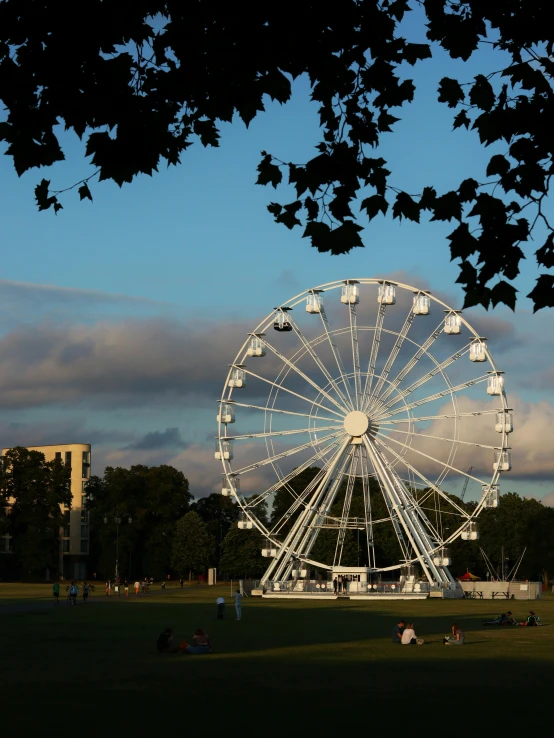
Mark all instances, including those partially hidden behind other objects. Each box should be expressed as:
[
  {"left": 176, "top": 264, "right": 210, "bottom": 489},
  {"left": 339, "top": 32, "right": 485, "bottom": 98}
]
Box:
[{"left": 0, "top": 583, "right": 552, "bottom": 736}]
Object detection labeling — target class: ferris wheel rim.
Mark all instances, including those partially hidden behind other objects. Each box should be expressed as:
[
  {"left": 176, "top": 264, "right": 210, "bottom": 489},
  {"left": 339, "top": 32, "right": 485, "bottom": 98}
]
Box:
[{"left": 217, "top": 278, "right": 512, "bottom": 577}]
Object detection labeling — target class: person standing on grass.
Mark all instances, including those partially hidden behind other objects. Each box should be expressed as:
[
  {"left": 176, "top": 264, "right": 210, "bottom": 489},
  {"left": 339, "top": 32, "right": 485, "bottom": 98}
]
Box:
[
  {"left": 124, "top": 579, "right": 129, "bottom": 598},
  {"left": 392, "top": 619, "right": 405, "bottom": 643},
  {"left": 134, "top": 580, "right": 140, "bottom": 596},
  {"left": 233, "top": 589, "right": 243, "bottom": 621},
  {"left": 53, "top": 581, "right": 60, "bottom": 605},
  {"left": 69, "top": 582, "right": 78, "bottom": 606},
  {"left": 180, "top": 577, "right": 184, "bottom": 589},
  {"left": 333, "top": 577, "right": 338, "bottom": 595},
  {"left": 82, "top": 582, "right": 89, "bottom": 604},
  {"left": 216, "top": 596, "right": 225, "bottom": 619}
]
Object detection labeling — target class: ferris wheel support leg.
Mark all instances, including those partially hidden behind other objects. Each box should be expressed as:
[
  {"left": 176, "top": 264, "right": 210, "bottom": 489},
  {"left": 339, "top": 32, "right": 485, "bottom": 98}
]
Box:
[
  {"left": 260, "top": 439, "right": 351, "bottom": 586},
  {"left": 362, "top": 436, "right": 450, "bottom": 587}
]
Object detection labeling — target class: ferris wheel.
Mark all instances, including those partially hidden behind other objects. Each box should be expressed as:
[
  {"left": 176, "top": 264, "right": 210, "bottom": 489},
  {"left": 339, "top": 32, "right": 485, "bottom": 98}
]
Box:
[{"left": 216, "top": 278, "right": 513, "bottom": 591}]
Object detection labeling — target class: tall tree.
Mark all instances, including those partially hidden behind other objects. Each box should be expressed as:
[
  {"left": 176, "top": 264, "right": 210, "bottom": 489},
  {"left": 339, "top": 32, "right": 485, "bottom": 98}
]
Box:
[
  {"left": 1, "top": 1, "right": 553, "bottom": 309},
  {"left": 219, "top": 524, "right": 266, "bottom": 580},
  {"left": 86, "top": 463, "right": 192, "bottom": 579},
  {"left": 0, "top": 446, "right": 71, "bottom": 579},
  {"left": 171, "top": 511, "right": 215, "bottom": 579}
]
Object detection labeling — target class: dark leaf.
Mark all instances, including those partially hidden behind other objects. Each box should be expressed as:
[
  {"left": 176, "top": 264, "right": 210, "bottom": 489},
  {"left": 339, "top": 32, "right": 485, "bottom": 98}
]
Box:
[
  {"left": 430, "top": 191, "right": 462, "bottom": 222},
  {"left": 78, "top": 183, "right": 93, "bottom": 202},
  {"left": 462, "top": 283, "right": 492, "bottom": 310},
  {"left": 469, "top": 75, "right": 496, "bottom": 112},
  {"left": 419, "top": 186, "right": 437, "bottom": 211},
  {"left": 302, "top": 221, "right": 333, "bottom": 251},
  {"left": 438, "top": 78, "right": 465, "bottom": 108},
  {"left": 490, "top": 280, "right": 517, "bottom": 310},
  {"left": 256, "top": 154, "right": 282, "bottom": 188},
  {"left": 34, "top": 179, "right": 53, "bottom": 211},
  {"left": 276, "top": 201, "right": 302, "bottom": 230},
  {"left": 447, "top": 222, "right": 479, "bottom": 260},
  {"left": 392, "top": 191, "right": 420, "bottom": 223},
  {"left": 53, "top": 202, "right": 63, "bottom": 214},
  {"left": 527, "top": 275, "right": 554, "bottom": 312},
  {"left": 403, "top": 43, "right": 432, "bottom": 66},
  {"left": 261, "top": 68, "right": 292, "bottom": 104},
  {"left": 327, "top": 221, "right": 364, "bottom": 254},
  {"left": 193, "top": 119, "right": 220, "bottom": 147},
  {"left": 377, "top": 110, "right": 400, "bottom": 132},
  {"left": 458, "top": 178, "right": 479, "bottom": 203},
  {"left": 453, "top": 110, "right": 471, "bottom": 130},
  {"left": 486, "top": 154, "right": 510, "bottom": 177},
  {"left": 267, "top": 202, "right": 283, "bottom": 217},
  {"left": 361, "top": 194, "right": 388, "bottom": 221},
  {"left": 304, "top": 197, "right": 319, "bottom": 220},
  {"left": 328, "top": 186, "right": 354, "bottom": 221},
  {"left": 535, "top": 233, "right": 554, "bottom": 268}
]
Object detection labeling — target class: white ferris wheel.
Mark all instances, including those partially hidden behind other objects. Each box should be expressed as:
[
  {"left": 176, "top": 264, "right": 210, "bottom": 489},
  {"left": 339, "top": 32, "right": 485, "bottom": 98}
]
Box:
[{"left": 216, "top": 278, "right": 513, "bottom": 594}]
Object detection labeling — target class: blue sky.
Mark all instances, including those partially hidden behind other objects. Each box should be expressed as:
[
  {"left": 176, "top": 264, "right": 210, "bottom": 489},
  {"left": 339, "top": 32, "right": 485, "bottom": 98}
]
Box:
[{"left": 0, "top": 15, "right": 552, "bottom": 505}]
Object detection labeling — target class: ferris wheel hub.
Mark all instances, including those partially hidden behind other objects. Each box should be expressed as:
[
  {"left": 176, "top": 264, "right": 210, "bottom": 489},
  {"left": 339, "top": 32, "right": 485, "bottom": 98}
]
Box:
[{"left": 343, "top": 410, "right": 370, "bottom": 437}]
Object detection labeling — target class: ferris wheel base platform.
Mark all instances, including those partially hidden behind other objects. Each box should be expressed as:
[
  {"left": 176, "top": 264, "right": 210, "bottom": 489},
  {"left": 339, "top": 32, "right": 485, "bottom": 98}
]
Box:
[{"left": 260, "top": 593, "right": 430, "bottom": 601}]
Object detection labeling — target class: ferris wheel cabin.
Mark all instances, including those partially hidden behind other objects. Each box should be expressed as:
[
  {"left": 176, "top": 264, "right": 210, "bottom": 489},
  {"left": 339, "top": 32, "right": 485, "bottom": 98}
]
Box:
[
  {"left": 306, "top": 290, "right": 323, "bottom": 313},
  {"left": 461, "top": 521, "right": 479, "bottom": 540},
  {"left": 221, "top": 475, "right": 239, "bottom": 497},
  {"left": 215, "top": 439, "right": 233, "bottom": 461},
  {"left": 413, "top": 291, "right": 431, "bottom": 315},
  {"left": 217, "top": 403, "right": 235, "bottom": 424},
  {"left": 487, "top": 371, "right": 505, "bottom": 395},
  {"left": 238, "top": 512, "right": 253, "bottom": 530},
  {"left": 469, "top": 338, "right": 487, "bottom": 362},
  {"left": 273, "top": 307, "right": 293, "bottom": 331},
  {"left": 495, "top": 410, "right": 513, "bottom": 433},
  {"left": 493, "top": 449, "right": 512, "bottom": 472},
  {"left": 483, "top": 484, "right": 500, "bottom": 508},
  {"left": 432, "top": 547, "right": 452, "bottom": 567},
  {"left": 378, "top": 283, "right": 396, "bottom": 304},
  {"left": 341, "top": 281, "right": 359, "bottom": 304},
  {"left": 228, "top": 365, "right": 246, "bottom": 388},
  {"left": 247, "top": 334, "right": 266, "bottom": 357},
  {"left": 444, "top": 310, "right": 462, "bottom": 334}
]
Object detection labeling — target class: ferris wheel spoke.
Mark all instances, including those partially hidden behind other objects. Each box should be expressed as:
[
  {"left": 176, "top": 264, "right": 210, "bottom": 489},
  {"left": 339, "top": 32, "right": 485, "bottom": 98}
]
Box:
[
  {"left": 231, "top": 430, "right": 344, "bottom": 476},
  {"left": 361, "top": 302, "right": 386, "bottom": 411},
  {"left": 261, "top": 340, "right": 349, "bottom": 415},
  {"left": 288, "top": 317, "right": 352, "bottom": 409},
  {"left": 376, "top": 343, "right": 472, "bottom": 414},
  {"left": 226, "top": 424, "right": 343, "bottom": 441},
  {"left": 367, "top": 309, "right": 415, "bottom": 410},
  {"left": 247, "top": 435, "right": 344, "bottom": 510},
  {"left": 364, "top": 436, "right": 451, "bottom": 584},
  {"left": 348, "top": 303, "right": 362, "bottom": 409},
  {"left": 364, "top": 442, "right": 411, "bottom": 563},
  {"left": 227, "top": 401, "right": 339, "bottom": 424},
  {"left": 379, "top": 409, "right": 499, "bottom": 425},
  {"left": 383, "top": 426, "right": 499, "bottom": 451},
  {"left": 374, "top": 374, "right": 490, "bottom": 421},
  {"left": 360, "top": 449, "right": 375, "bottom": 569},
  {"left": 373, "top": 436, "right": 472, "bottom": 528},
  {"left": 234, "top": 365, "right": 345, "bottom": 419},
  {"left": 370, "top": 321, "right": 444, "bottom": 411},
  {"left": 319, "top": 305, "right": 355, "bottom": 409},
  {"left": 374, "top": 432, "right": 486, "bottom": 506},
  {"left": 270, "top": 465, "right": 332, "bottom": 535},
  {"left": 334, "top": 449, "right": 359, "bottom": 566}
]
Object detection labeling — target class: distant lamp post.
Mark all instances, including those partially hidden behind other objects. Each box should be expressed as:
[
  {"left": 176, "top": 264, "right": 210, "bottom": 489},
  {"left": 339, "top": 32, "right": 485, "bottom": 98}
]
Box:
[{"left": 104, "top": 510, "right": 133, "bottom": 582}]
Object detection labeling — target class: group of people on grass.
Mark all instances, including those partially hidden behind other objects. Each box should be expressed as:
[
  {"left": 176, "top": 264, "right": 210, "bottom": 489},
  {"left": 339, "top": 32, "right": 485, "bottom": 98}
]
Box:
[
  {"left": 216, "top": 590, "right": 243, "bottom": 620},
  {"left": 392, "top": 619, "right": 464, "bottom": 646},
  {"left": 157, "top": 627, "right": 212, "bottom": 655},
  {"left": 483, "top": 610, "right": 541, "bottom": 627},
  {"left": 52, "top": 581, "right": 92, "bottom": 605}
]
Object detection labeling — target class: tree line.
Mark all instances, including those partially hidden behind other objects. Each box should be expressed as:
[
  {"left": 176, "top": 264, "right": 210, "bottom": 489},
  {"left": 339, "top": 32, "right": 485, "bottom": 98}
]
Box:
[{"left": 1, "top": 448, "right": 553, "bottom": 582}]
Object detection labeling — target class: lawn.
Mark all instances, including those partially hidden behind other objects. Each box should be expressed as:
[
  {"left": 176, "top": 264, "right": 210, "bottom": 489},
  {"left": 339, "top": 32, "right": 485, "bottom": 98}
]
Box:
[{"left": 0, "top": 583, "right": 552, "bottom": 737}]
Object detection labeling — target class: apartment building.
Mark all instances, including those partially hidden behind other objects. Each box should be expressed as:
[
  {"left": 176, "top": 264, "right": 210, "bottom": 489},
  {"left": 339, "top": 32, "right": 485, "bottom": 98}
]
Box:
[{"left": 1, "top": 443, "right": 91, "bottom": 580}]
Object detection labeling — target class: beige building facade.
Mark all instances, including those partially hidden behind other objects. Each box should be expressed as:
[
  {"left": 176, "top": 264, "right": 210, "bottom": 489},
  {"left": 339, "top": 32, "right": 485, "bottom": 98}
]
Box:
[{"left": 1, "top": 443, "right": 91, "bottom": 580}]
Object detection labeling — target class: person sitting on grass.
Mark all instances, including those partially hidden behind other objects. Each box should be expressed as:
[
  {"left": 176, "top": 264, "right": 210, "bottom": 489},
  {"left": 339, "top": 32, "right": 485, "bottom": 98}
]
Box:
[
  {"left": 519, "top": 611, "right": 539, "bottom": 627},
  {"left": 157, "top": 627, "right": 182, "bottom": 654},
  {"left": 483, "top": 611, "right": 516, "bottom": 626},
  {"left": 444, "top": 624, "right": 465, "bottom": 645},
  {"left": 392, "top": 619, "right": 405, "bottom": 643},
  {"left": 401, "top": 622, "right": 425, "bottom": 645},
  {"left": 185, "top": 628, "right": 212, "bottom": 655}
]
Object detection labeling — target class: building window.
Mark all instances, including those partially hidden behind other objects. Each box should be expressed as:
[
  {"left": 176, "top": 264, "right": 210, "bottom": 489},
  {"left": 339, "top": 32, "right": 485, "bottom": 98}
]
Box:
[
  {"left": 63, "top": 525, "right": 70, "bottom": 537},
  {"left": 65, "top": 451, "right": 72, "bottom": 467},
  {"left": 82, "top": 451, "right": 90, "bottom": 479},
  {"left": 63, "top": 540, "right": 70, "bottom": 553},
  {"left": 80, "top": 540, "right": 89, "bottom": 554},
  {"left": 55, "top": 452, "right": 62, "bottom": 461},
  {"left": 80, "top": 510, "right": 88, "bottom": 523},
  {"left": 82, "top": 481, "right": 88, "bottom": 493},
  {"left": 81, "top": 525, "right": 88, "bottom": 538}
]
